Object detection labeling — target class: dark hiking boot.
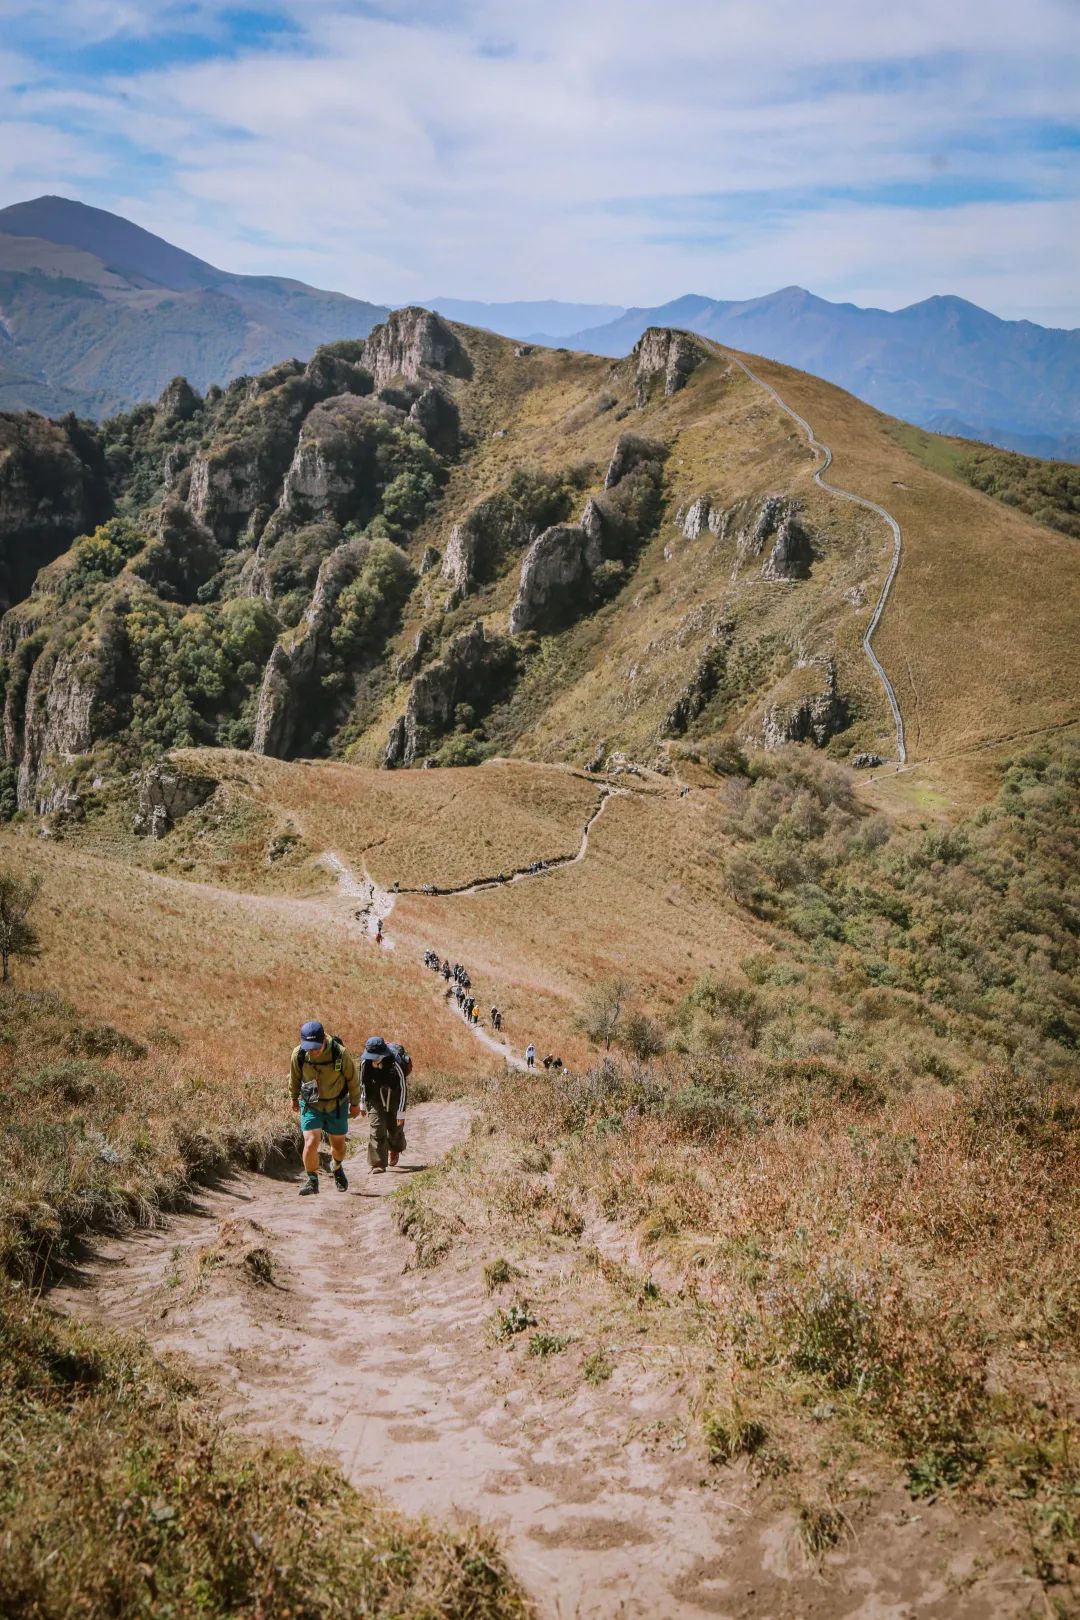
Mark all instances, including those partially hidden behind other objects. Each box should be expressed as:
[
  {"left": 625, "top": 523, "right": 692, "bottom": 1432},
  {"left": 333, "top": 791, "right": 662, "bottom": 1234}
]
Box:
[
  {"left": 333, "top": 1163, "right": 349, "bottom": 1192},
  {"left": 388, "top": 1150, "right": 400, "bottom": 1167},
  {"left": 298, "top": 1175, "right": 319, "bottom": 1196}
]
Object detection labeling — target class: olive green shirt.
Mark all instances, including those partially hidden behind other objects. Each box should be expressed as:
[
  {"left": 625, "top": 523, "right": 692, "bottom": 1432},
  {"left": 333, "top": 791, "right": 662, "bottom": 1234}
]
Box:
[{"left": 290, "top": 1040, "right": 360, "bottom": 1108}]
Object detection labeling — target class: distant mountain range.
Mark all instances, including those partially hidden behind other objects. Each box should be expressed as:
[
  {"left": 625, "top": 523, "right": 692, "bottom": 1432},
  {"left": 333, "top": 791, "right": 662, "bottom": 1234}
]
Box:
[
  {"left": 1, "top": 197, "right": 1077, "bottom": 459},
  {"left": 426, "top": 297, "right": 625, "bottom": 341},
  {"left": 0, "top": 196, "right": 389, "bottom": 419}
]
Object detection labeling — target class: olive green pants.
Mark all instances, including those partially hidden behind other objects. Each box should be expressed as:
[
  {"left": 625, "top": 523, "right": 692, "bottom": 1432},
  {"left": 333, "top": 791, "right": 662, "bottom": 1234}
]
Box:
[{"left": 367, "top": 1102, "right": 406, "bottom": 1168}]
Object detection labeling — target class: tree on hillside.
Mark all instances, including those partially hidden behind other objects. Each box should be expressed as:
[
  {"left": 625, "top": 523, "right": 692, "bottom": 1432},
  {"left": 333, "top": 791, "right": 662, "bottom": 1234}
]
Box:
[
  {"left": 0, "top": 870, "right": 42, "bottom": 984},
  {"left": 576, "top": 976, "right": 631, "bottom": 1050},
  {"left": 619, "top": 1009, "right": 667, "bottom": 1062}
]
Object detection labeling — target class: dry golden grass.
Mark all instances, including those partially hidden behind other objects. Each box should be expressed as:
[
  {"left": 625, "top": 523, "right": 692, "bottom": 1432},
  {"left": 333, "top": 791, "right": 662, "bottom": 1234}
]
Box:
[
  {"left": 408, "top": 1050, "right": 1080, "bottom": 1596},
  {"left": 3, "top": 827, "right": 491, "bottom": 1080},
  {"left": 715, "top": 347, "right": 1080, "bottom": 763},
  {"left": 166, "top": 749, "right": 603, "bottom": 892},
  {"left": 392, "top": 784, "right": 764, "bottom": 1064}
]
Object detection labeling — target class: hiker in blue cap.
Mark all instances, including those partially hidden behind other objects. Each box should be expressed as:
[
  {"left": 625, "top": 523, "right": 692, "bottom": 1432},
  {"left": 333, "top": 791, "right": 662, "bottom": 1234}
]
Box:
[
  {"left": 358, "top": 1035, "right": 410, "bottom": 1173},
  {"left": 290, "top": 1020, "right": 360, "bottom": 1196}
]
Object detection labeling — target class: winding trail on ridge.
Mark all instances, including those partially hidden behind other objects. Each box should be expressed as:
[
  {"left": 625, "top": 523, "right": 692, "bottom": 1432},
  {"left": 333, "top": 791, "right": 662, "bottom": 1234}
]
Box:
[
  {"left": 712, "top": 344, "right": 908, "bottom": 766},
  {"left": 317, "top": 782, "right": 623, "bottom": 1069}
]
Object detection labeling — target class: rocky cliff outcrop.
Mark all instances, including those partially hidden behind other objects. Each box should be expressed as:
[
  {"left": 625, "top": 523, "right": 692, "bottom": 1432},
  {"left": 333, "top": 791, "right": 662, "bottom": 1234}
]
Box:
[
  {"left": 275, "top": 395, "right": 405, "bottom": 530},
  {"left": 253, "top": 539, "right": 368, "bottom": 757},
  {"left": 15, "top": 644, "right": 105, "bottom": 812},
  {"left": 633, "top": 328, "right": 703, "bottom": 405},
  {"left": 156, "top": 376, "right": 202, "bottom": 425},
  {"left": 131, "top": 499, "right": 221, "bottom": 604},
  {"left": 509, "top": 524, "right": 601, "bottom": 635},
  {"left": 675, "top": 495, "right": 726, "bottom": 541},
  {"left": 762, "top": 662, "right": 848, "bottom": 749},
  {"left": 761, "top": 513, "right": 814, "bottom": 581},
  {"left": 605, "top": 432, "right": 664, "bottom": 491},
  {"left": 133, "top": 760, "right": 218, "bottom": 837},
  {"left": 409, "top": 384, "right": 461, "bottom": 456},
  {"left": 188, "top": 441, "right": 276, "bottom": 546},
  {"left": 440, "top": 519, "right": 479, "bottom": 607},
  {"left": 385, "top": 621, "right": 518, "bottom": 767},
  {"left": 660, "top": 634, "right": 730, "bottom": 737},
  {"left": 363, "top": 308, "right": 471, "bottom": 389}
]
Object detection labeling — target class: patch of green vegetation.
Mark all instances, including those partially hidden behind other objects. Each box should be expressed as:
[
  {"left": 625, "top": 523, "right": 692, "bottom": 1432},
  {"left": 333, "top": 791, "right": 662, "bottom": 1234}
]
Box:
[
  {"left": 484, "top": 1257, "right": 522, "bottom": 1292},
  {"left": 493, "top": 1300, "right": 538, "bottom": 1341},
  {"left": 892, "top": 423, "right": 1080, "bottom": 538},
  {"left": 582, "top": 1349, "right": 613, "bottom": 1385},
  {"left": 527, "top": 1331, "right": 570, "bottom": 1358}
]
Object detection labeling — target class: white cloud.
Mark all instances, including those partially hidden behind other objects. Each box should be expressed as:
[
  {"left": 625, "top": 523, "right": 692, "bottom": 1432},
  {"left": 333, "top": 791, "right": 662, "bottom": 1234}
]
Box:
[{"left": 1, "top": 0, "right": 1077, "bottom": 320}]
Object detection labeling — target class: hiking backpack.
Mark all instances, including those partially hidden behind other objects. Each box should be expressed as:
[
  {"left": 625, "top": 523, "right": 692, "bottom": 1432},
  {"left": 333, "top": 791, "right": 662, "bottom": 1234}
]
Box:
[{"left": 295, "top": 1036, "right": 347, "bottom": 1105}]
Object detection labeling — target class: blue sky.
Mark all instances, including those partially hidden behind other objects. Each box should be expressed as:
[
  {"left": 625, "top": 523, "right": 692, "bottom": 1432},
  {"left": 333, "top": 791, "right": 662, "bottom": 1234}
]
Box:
[{"left": 1, "top": 0, "right": 1077, "bottom": 324}]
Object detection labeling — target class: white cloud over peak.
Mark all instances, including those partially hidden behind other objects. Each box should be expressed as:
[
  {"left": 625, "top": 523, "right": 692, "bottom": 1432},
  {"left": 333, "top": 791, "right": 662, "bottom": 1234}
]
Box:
[{"left": 0, "top": 0, "right": 1076, "bottom": 321}]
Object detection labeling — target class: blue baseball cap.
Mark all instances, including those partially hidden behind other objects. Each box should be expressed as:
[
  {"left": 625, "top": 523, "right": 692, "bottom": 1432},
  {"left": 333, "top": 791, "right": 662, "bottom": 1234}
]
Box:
[{"left": 299, "top": 1019, "right": 326, "bottom": 1051}]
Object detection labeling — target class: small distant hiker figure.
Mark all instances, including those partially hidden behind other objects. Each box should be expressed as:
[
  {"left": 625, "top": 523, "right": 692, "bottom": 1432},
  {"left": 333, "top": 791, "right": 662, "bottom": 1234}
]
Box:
[
  {"left": 375, "top": 918, "right": 383, "bottom": 946},
  {"left": 290, "top": 1020, "right": 360, "bottom": 1196},
  {"left": 442, "top": 960, "right": 451, "bottom": 981},
  {"left": 525, "top": 1043, "right": 536, "bottom": 1068},
  {"left": 359, "top": 1035, "right": 410, "bottom": 1173}
]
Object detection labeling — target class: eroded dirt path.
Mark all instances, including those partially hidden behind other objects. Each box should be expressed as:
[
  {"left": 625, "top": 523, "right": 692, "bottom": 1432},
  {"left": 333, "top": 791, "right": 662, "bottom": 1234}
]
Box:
[{"left": 55, "top": 1102, "right": 1029, "bottom": 1619}]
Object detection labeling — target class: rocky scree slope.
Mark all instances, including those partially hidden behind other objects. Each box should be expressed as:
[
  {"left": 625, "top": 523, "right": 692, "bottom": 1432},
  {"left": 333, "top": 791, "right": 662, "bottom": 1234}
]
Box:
[{"left": 0, "top": 310, "right": 915, "bottom": 817}]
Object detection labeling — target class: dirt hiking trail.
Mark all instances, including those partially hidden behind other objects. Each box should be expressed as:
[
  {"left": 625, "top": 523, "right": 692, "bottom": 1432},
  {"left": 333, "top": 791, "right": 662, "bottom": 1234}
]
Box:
[{"left": 55, "top": 1102, "right": 1027, "bottom": 1619}]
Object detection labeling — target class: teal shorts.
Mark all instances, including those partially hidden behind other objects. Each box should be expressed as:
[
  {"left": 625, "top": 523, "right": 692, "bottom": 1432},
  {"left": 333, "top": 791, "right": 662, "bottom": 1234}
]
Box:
[{"left": 299, "top": 1096, "right": 350, "bottom": 1136}]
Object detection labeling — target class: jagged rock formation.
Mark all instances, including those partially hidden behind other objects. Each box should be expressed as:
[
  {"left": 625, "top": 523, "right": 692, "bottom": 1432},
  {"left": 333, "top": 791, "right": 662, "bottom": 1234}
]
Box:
[
  {"left": 362, "top": 308, "right": 471, "bottom": 388},
  {"left": 633, "top": 327, "right": 703, "bottom": 405},
  {"left": 188, "top": 440, "right": 277, "bottom": 547},
  {"left": 761, "top": 512, "right": 814, "bottom": 581},
  {"left": 133, "top": 760, "right": 217, "bottom": 837},
  {"left": 157, "top": 376, "right": 202, "bottom": 425},
  {"left": 440, "top": 519, "right": 479, "bottom": 606},
  {"left": 385, "top": 621, "right": 518, "bottom": 767},
  {"left": 253, "top": 539, "right": 368, "bottom": 757},
  {"left": 509, "top": 524, "right": 600, "bottom": 634},
  {"left": 408, "top": 385, "right": 460, "bottom": 457},
  {"left": 660, "top": 634, "right": 730, "bottom": 737},
  {"left": 440, "top": 470, "right": 576, "bottom": 608},
  {"left": 762, "top": 663, "right": 848, "bottom": 749},
  {"left": 395, "top": 626, "right": 435, "bottom": 681},
  {"left": 15, "top": 643, "right": 106, "bottom": 813},
  {"left": 605, "top": 432, "right": 664, "bottom": 490},
  {"left": 132, "top": 499, "right": 221, "bottom": 604},
  {"left": 674, "top": 495, "right": 728, "bottom": 540}
]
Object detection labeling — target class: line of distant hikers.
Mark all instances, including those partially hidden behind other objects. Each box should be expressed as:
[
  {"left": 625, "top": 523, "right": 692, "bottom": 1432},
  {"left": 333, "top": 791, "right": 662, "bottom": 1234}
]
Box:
[{"left": 421, "top": 950, "right": 562, "bottom": 1068}]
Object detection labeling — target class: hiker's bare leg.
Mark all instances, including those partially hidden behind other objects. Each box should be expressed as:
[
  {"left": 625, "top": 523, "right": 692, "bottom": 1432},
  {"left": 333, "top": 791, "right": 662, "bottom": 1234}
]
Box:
[
  {"left": 302, "top": 1129, "right": 323, "bottom": 1173},
  {"left": 328, "top": 1132, "right": 347, "bottom": 1167}
]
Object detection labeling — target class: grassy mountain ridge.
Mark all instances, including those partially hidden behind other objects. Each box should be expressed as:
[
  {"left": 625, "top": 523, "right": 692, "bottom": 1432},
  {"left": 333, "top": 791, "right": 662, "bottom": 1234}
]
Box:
[
  {"left": 554, "top": 288, "right": 1080, "bottom": 462},
  {"left": 0, "top": 307, "right": 1077, "bottom": 828}
]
